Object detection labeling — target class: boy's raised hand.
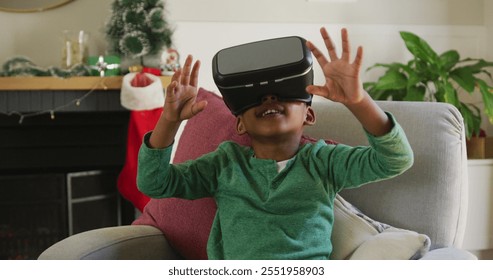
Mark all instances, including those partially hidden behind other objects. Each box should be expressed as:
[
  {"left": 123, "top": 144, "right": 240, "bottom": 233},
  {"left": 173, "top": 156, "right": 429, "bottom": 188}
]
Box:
[
  {"left": 307, "top": 27, "right": 392, "bottom": 136},
  {"left": 163, "top": 55, "right": 207, "bottom": 122},
  {"left": 306, "top": 28, "right": 365, "bottom": 105}
]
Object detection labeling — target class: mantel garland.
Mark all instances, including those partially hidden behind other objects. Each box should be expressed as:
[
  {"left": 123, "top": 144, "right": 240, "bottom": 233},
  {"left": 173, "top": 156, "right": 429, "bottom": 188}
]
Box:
[{"left": 1, "top": 56, "right": 91, "bottom": 78}]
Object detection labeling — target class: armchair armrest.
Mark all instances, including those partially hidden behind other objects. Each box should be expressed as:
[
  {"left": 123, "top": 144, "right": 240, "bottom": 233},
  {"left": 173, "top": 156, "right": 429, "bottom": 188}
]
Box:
[
  {"left": 38, "top": 225, "right": 181, "bottom": 260},
  {"left": 419, "top": 248, "right": 477, "bottom": 260}
]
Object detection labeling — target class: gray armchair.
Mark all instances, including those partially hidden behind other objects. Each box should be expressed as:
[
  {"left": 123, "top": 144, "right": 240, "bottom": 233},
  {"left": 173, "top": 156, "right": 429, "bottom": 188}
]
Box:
[{"left": 38, "top": 100, "right": 477, "bottom": 260}]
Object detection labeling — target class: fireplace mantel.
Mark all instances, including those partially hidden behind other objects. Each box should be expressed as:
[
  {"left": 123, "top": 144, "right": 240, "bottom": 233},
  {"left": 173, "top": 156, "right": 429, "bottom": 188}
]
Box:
[
  {"left": 0, "top": 76, "right": 171, "bottom": 91},
  {"left": 0, "top": 76, "right": 171, "bottom": 114}
]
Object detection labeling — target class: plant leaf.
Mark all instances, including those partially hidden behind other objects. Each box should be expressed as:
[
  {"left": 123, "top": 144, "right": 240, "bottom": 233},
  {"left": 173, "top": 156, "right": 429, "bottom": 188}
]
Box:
[
  {"left": 479, "top": 69, "right": 493, "bottom": 81},
  {"left": 476, "top": 79, "right": 493, "bottom": 124},
  {"left": 460, "top": 58, "right": 493, "bottom": 74},
  {"left": 369, "top": 90, "right": 392, "bottom": 101},
  {"left": 433, "top": 81, "right": 445, "bottom": 102},
  {"left": 366, "top": 62, "right": 406, "bottom": 72},
  {"left": 459, "top": 105, "right": 474, "bottom": 139},
  {"left": 400, "top": 31, "right": 439, "bottom": 65},
  {"left": 450, "top": 67, "right": 476, "bottom": 93},
  {"left": 373, "top": 69, "right": 408, "bottom": 91},
  {"left": 365, "top": 82, "right": 389, "bottom": 100},
  {"left": 388, "top": 89, "right": 408, "bottom": 101},
  {"left": 406, "top": 70, "right": 423, "bottom": 87},
  {"left": 439, "top": 50, "right": 460, "bottom": 72},
  {"left": 413, "top": 59, "right": 439, "bottom": 81},
  {"left": 363, "top": 81, "right": 375, "bottom": 90},
  {"left": 459, "top": 103, "right": 482, "bottom": 138},
  {"left": 442, "top": 81, "right": 459, "bottom": 107},
  {"left": 403, "top": 85, "right": 426, "bottom": 101}
]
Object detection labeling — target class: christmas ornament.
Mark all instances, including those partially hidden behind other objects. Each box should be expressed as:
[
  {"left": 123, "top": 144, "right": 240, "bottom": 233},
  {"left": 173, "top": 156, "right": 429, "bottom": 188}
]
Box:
[
  {"left": 87, "top": 55, "right": 121, "bottom": 77},
  {"left": 142, "top": 66, "right": 161, "bottom": 76},
  {"left": 128, "top": 65, "right": 144, "bottom": 73},
  {"left": 160, "top": 48, "right": 181, "bottom": 75}
]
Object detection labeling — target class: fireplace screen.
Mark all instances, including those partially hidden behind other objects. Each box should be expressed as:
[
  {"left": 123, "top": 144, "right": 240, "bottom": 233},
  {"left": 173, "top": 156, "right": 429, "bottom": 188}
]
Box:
[
  {"left": 0, "top": 174, "right": 67, "bottom": 260},
  {"left": 0, "top": 170, "right": 127, "bottom": 259}
]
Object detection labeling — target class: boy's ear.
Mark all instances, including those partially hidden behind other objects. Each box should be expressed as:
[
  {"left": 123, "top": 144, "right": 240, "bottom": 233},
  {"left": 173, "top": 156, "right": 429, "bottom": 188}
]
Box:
[
  {"left": 236, "top": 116, "right": 247, "bottom": 135},
  {"left": 304, "top": 106, "right": 316, "bottom": 126}
]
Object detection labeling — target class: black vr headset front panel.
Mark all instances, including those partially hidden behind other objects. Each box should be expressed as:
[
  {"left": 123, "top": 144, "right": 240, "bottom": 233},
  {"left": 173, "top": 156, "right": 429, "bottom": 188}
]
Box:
[{"left": 212, "top": 36, "right": 314, "bottom": 115}]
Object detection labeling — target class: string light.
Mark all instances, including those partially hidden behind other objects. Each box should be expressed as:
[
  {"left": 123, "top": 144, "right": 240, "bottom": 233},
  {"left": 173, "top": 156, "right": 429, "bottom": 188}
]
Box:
[{"left": 1, "top": 77, "right": 108, "bottom": 124}]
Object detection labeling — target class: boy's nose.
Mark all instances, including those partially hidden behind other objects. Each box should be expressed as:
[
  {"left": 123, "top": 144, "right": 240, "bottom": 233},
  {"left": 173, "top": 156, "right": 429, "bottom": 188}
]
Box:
[{"left": 261, "top": 95, "right": 278, "bottom": 103}]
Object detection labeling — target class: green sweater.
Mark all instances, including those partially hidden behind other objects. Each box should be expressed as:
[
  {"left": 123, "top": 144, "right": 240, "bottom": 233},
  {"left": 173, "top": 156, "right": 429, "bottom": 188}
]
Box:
[{"left": 137, "top": 115, "right": 413, "bottom": 260}]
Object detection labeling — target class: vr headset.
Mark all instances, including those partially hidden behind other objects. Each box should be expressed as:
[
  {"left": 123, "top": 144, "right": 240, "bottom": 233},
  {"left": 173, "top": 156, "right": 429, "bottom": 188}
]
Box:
[{"left": 212, "top": 36, "right": 313, "bottom": 115}]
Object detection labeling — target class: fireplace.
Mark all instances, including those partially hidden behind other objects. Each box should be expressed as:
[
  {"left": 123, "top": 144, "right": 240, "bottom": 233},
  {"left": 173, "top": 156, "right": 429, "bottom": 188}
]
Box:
[
  {"left": 0, "top": 173, "right": 66, "bottom": 260},
  {"left": 0, "top": 80, "right": 139, "bottom": 259}
]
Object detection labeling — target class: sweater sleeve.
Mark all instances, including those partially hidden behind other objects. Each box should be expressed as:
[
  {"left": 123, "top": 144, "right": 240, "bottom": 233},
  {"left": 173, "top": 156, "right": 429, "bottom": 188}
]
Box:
[
  {"left": 136, "top": 132, "right": 217, "bottom": 199},
  {"left": 322, "top": 112, "right": 414, "bottom": 192}
]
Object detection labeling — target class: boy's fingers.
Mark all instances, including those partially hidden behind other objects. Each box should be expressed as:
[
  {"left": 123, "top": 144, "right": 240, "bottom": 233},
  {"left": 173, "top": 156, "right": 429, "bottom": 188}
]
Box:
[
  {"left": 320, "top": 27, "right": 338, "bottom": 61},
  {"left": 165, "top": 81, "right": 179, "bottom": 104},
  {"left": 353, "top": 46, "right": 364, "bottom": 68},
  {"left": 181, "top": 55, "right": 193, "bottom": 85},
  {"left": 190, "top": 60, "right": 201, "bottom": 88},
  {"left": 191, "top": 100, "right": 208, "bottom": 116},
  {"left": 306, "top": 41, "right": 329, "bottom": 68},
  {"left": 198, "top": 100, "right": 208, "bottom": 111},
  {"left": 166, "top": 80, "right": 175, "bottom": 93},
  {"left": 340, "top": 28, "right": 350, "bottom": 62},
  {"left": 170, "top": 68, "right": 181, "bottom": 83},
  {"left": 306, "top": 85, "right": 328, "bottom": 97}
]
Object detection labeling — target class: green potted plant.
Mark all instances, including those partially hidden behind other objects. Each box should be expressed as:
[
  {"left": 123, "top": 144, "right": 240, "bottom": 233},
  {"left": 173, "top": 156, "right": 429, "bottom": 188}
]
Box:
[{"left": 364, "top": 31, "right": 493, "bottom": 142}]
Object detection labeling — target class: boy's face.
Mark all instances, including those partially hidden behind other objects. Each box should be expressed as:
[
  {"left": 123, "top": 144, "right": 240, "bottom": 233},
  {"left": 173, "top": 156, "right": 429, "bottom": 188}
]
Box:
[{"left": 236, "top": 95, "right": 315, "bottom": 139}]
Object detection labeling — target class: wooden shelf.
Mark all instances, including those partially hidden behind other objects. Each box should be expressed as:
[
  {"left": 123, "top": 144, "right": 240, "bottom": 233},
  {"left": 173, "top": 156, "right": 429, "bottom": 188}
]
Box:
[{"left": 0, "top": 76, "right": 172, "bottom": 91}]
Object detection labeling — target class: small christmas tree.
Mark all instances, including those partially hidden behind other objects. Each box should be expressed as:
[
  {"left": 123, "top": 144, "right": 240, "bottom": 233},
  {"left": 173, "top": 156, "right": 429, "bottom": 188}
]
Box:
[{"left": 105, "top": 0, "right": 173, "bottom": 66}]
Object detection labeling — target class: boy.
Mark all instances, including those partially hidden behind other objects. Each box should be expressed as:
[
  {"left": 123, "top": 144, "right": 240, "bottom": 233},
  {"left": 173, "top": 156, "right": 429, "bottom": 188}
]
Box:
[{"left": 137, "top": 27, "right": 413, "bottom": 259}]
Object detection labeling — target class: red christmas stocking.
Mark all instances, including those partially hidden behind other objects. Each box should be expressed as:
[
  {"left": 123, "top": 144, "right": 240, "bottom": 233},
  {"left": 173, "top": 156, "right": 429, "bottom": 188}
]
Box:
[
  {"left": 117, "top": 108, "right": 163, "bottom": 212},
  {"left": 118, "top": 72, "right": 165, "bottom": 212}
]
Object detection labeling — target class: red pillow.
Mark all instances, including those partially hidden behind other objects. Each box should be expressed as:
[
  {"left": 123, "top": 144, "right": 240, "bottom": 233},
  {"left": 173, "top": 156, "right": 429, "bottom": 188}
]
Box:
[{"left": 133, "top": 88, "right": 337, "bottom": 259}]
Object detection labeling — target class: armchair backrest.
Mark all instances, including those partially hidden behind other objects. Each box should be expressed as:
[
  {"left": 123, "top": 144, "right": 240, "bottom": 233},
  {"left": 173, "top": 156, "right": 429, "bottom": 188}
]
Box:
[{"left": 304, "top": 100, "right": 468, "bottom": 250}]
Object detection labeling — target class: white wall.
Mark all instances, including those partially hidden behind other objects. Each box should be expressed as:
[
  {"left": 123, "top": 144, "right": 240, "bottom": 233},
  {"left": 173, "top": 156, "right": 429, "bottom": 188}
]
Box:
[
  {"left": 0, "top": 0, "right": 113, "bottom": 67},
  {"left": 171, "top": 22, "right": 486, "bottom": 91},
  {"left": 1, "top": 0, "right": 492, "bottom": 134},
  {"left": 0, "top": 0, "right": 487, "bottom": 70},
  {"left": 165, "top": 0, "right": 485, "bottom": 26},
  {"left": 484, "top": 1, "right": 493, "bottom": 135}
]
